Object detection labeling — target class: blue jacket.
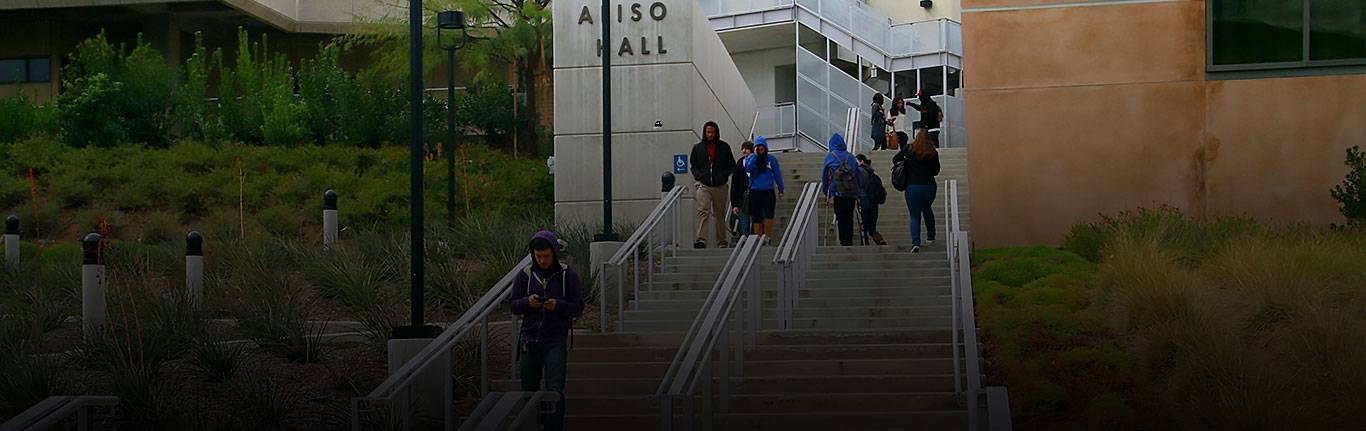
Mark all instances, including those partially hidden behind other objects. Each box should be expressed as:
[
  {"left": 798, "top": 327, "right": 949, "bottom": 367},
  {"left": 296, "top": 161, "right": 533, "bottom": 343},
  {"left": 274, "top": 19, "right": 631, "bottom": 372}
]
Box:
[
  {"left": 510, "top": 230, "right": 584, "bottom": 344},
  {"left": 744, "top": 137, "right": 785, "bottom": 193},
  {"left": 822, "top": 133, "right": 863, "bottom": 198}
]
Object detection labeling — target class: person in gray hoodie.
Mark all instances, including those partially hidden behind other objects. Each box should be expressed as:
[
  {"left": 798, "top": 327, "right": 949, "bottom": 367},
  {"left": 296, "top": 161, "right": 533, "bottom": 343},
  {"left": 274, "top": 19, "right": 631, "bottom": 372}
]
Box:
[{"left": 510, "top": 230, "right": 583, "bottom": 431}]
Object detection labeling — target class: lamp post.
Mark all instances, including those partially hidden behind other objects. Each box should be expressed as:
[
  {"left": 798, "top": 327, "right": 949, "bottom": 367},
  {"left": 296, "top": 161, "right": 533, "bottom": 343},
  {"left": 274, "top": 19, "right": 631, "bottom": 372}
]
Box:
[
  {"left": 396, "top": 0, "right": 438, "bottom": 339},
  {"left": 594, "top": 0, "right": 619, "bottom": 242},
  {"left": 437, "top": 10, "right": 467, "bottom": 230}
]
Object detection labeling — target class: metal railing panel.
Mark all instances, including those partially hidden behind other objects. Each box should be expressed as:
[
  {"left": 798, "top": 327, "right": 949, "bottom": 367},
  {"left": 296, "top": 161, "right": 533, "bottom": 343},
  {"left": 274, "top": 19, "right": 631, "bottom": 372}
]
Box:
[
  {"left": 602, "top": 185, "right": 686, "bottom": 332},
  {"left": 1, "top": 396, "right": 119, "bottom": 431}
]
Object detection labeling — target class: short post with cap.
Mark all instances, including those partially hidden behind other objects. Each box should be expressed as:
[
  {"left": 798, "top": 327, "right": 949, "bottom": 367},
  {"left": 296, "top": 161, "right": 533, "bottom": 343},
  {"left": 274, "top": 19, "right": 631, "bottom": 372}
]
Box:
[
  {"left": 186, "top": 231, "right": 204, "bottom": 305},
  {"left": 323, "top": 189, "right": 338, "bottom": 248},
  {"left": 4, "top": 215, "right": 18, "bottom": 268},
  {"left": 82, "top": 233, "right": 106, "bottom": 338}
]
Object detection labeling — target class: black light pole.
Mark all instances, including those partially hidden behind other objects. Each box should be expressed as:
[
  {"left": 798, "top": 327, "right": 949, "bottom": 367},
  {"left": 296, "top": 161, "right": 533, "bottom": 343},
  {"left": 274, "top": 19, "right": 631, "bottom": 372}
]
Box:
[
  {"left": 437, "top": 11, "right": 467, "bottom": 230},
  {"left": 397, "top": 0, "right": 437, "bottom": 338},
  {"left": 594, "top": 0, "right": 619, "bottom": 242}
]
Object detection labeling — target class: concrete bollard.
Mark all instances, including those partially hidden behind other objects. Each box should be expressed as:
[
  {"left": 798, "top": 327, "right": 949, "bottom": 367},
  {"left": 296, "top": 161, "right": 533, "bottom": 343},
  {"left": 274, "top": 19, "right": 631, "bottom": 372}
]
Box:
[
  {"left": 186, "top": 231, "right": 204, "bottom": 306},
  {"left": 81, "top": 233, "right": 106, "bottom": 337},
  {"left": 4, "top": 214, "right": 18, "bottom": 268},
  {"left": 323, "top": 189, "right": 338, "bottom": 248}
]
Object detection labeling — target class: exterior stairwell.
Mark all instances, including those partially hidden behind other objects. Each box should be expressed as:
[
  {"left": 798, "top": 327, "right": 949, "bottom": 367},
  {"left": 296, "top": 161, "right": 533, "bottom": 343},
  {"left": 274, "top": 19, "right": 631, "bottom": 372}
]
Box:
[{"left": 491, "top": 148, "right": 985, "bottom": 430}]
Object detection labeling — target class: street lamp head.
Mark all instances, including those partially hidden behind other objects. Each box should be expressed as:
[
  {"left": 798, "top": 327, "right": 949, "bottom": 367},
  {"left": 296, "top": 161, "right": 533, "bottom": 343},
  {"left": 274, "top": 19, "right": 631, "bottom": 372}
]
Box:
[{"left": 438, "top": 10, "right": 466, "bottom": 30}]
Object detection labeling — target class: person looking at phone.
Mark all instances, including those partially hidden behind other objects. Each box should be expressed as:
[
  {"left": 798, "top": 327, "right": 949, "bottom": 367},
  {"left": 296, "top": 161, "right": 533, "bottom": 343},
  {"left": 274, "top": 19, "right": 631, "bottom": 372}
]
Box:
[{"left": 511, "top": 230, "right": 584, "bottom": 431}]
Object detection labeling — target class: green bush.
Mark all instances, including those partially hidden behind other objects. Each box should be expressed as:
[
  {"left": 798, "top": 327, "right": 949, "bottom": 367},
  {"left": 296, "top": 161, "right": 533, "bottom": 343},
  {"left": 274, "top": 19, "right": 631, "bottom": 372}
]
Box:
[
  {"left": 58, "top": 32, "right": 178, "bottom": 147},
  {"left": 0, "top": 96, "right": 56, "bottom": 143},
  {"left": 1331, "top": 145, "right": 1364, "bottom": 226}
]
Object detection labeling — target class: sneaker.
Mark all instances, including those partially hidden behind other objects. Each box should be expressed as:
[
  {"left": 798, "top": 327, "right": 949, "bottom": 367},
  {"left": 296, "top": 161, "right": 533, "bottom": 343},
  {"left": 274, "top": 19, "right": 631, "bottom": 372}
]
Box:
[
  {"left": 718, "top": 240, "right": 729, "bottom": 249},
  {"left": 694, "top": 240, "right": 706, "bottom": 249},
  {"left": 925, "top": 238, "right": 936, "bottom": 245},
  {"left": 871, "top": 233, "right": 887, "bottom": 246},
  {"left": 911, "top": 245, "right": 921, "bottom": 253}
]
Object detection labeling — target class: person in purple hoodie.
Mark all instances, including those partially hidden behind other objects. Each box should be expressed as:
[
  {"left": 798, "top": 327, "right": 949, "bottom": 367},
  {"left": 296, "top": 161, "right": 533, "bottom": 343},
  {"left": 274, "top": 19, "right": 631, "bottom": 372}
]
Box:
[{"left": 510, "top": 230, "right": 583, "bottom": 431}]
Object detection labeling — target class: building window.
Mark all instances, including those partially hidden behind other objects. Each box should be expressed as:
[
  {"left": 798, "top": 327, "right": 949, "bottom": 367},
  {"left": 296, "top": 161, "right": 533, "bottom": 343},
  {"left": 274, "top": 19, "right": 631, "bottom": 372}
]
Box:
[
  {"left": 1209, "top": 0, "right": 1366, "bottom": 71},
  {"left": 0, "top": 57, "right": 52, "bottom": 84}
]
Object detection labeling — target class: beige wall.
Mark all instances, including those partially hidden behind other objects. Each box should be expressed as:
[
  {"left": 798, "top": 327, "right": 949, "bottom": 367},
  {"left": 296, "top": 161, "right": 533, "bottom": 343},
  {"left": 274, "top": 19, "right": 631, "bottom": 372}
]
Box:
[{"left": 964, "top": 0, "right": 1366, "bottom": 247}]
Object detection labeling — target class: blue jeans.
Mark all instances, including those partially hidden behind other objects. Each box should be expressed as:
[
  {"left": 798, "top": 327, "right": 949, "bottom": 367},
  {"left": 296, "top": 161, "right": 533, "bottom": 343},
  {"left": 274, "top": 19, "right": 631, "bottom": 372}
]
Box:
[
  {"left": 904, "top": 184, "right": 937, "bottom": 246},
  {"left": 519, "top": 341, "right": 567, "bottom": 431}
]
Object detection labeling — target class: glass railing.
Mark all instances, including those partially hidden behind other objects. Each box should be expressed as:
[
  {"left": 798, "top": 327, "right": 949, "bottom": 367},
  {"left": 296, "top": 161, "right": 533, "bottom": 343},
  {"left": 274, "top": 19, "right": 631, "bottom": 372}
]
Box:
[
  {"left": 751, "top": 103, "right": 797, "bottom": 141},
  {"left": 707, "top": 0, "right": 962, "bottom": 59},
  {"left": 796, "top": 45, "right": 880, "bottom": 152}
]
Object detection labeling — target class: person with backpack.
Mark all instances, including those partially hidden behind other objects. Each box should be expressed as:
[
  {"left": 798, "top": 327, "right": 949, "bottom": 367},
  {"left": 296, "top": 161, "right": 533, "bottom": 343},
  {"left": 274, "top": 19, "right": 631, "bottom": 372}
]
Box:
[
  {"left": 822, "top": 133, "right": 863, "bottom": 246},
  {"left": 510, "top": 230, "right": 584, "bottom": 431},
  {"left": 856, "top": 154, "right": 887, "bottom": 246},
  {"left": 892, "top": 130, "right": 940, "bottom": 253},
  {"left": 728, "top": 141, "right": 755, "bottom": 244},
  {"left": 744, "top": 137, "right": 784, "bottom": 244},
  {"left": 690, "top": 121, "right": 737, "bottom": 249},
  {"left": 871, "top": 93, "right": 888, "bottom": 151}
]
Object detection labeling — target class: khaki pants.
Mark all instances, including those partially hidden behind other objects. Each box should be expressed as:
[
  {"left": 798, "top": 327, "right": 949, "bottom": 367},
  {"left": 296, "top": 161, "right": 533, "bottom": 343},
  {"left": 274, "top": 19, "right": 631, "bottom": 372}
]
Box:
[{"left": 694, "top": 183, "right": 729, "bottom": 246}]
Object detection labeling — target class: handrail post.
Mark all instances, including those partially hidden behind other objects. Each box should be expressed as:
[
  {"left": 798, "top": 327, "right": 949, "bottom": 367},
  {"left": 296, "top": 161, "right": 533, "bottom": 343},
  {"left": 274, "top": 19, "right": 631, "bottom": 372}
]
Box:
[
  {"left": 947, "top": 181, "right": 961, "bottom": 394},
  {"left": 617, "top": 264, "right": 626, "bottom": 332},
  {"left": 480, "top": 314, "right": 490, "bottom": 396},
  {"left": 600, "top": 262, "right": 609, "bottom": 333}
]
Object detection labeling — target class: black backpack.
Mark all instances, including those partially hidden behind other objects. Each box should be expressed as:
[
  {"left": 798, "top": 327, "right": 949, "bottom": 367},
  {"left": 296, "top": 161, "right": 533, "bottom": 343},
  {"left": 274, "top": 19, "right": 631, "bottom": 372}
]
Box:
[
  {"left": 864, "top": 166, "right": 887, "bottom": 205},
  {"left": 891, "top": 157, "right": 909, "bottom": 192}
]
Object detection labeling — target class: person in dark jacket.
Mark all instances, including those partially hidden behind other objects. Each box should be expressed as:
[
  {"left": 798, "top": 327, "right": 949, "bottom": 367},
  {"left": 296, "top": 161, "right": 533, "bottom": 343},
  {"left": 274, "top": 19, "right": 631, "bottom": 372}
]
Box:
[
  {"left": 906, "top": 90, "right": 943, "bottom": 147},
  {"left": 510, "top": 230, "right": 584, "bottom": 431},
  {"left": 892, "top": 130, "right": 941, "bottom": 253},
  {"left": 856, "top": 154, "right": 887, "bottom": 246},
  {"left": 871, "top": 93, "right": 888, "bottom": 151},
  {"left": 822, "top": 133, "right": 863, "bottom": 246},
  {"left": 690, "top": 121, "right": 736, "bottom": 248},
  {"left": 744, "top": 137, "right": 784, "bottom": 243},
  {"left": 729, "top": 141, "right": 755, "bottom": 243}
]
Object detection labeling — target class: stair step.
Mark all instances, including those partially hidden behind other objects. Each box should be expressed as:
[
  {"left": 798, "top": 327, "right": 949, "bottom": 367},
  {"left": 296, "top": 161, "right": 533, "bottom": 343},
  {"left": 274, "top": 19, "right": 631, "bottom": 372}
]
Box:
[
  {"left": 570, "top": 343, "right": 960, "bottom": 363},
  {"left": 566, "top": 410, "right": 967, "bottom": 430},
  {"left": 622, "top": 306, "right": 952, "bottom": 322},
  {"left": 566, "top": 391, "right": 961, "bottom": 415}
]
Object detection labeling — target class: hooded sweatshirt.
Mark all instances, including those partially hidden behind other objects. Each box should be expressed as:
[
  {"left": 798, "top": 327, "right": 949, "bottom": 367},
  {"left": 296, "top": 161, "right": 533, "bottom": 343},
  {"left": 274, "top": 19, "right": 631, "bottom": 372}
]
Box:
[
  {"left": 743, "top": 137, "right": 784, "bottom": 193},
  {"left": 822, "top": 133, "right": 863, "bottom": 198},
  {"left": 689, "top": 121, "right": 736, "bottom": 187},
  {"left": 510, "top": 230, "right": 584, "bottom": 344}
]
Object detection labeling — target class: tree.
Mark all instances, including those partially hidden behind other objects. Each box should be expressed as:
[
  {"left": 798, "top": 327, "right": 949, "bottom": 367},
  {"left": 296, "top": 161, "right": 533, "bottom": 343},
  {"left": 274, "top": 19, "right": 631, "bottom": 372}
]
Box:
[
  {"left": 346, "top": 0, "right": 552, "bottom": 153},
  {"left": 1331, "top": 146, "right": 1365, "bottom": 226}
]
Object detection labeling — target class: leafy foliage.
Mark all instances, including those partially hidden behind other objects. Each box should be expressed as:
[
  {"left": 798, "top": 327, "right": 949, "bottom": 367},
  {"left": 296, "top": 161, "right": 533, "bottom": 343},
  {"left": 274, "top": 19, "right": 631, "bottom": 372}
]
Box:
[{"left": 1330, "top": 145, "right": 1365, "bottom": 226}]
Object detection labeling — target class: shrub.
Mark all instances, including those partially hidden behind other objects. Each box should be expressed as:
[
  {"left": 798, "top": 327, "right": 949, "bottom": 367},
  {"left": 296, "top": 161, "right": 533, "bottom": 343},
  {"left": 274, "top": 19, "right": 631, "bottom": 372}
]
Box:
[
  {"left": 188, "top": 332, "right": 247, "bottom": 383},
  {"left": 1331, "top": 145, "right": 1364, "bottom": 226},
  {"left": 457, "top": 83, "right": 518, "bottom": 145},
  {"left": 58, "top": 32, "right": 178, "bottom": 147},
  {"left": 0, "top": 95, "right": 56, "bottom": 143}
]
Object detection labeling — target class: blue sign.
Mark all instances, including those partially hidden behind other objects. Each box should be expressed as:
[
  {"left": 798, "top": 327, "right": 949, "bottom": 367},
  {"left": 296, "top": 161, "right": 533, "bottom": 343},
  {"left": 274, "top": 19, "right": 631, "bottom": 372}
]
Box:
[{"left": 673, "top": 154, "right": 688, "bottom": 174}]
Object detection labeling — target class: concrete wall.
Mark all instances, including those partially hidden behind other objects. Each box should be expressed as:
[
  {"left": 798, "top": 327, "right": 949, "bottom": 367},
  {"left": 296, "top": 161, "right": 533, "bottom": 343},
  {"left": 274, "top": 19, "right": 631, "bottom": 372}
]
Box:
[
  {"left": 553, "top": 0, "right": 757, "bottom": 232},
  {"left": 731, "top": 47, "right": 795, "bottom": 107},
  {"left": 963, "top": 0, "right": 1366, "bottom": 247},
  {"left": 870, "top": 0, "right": 960, "bottom": 25}
]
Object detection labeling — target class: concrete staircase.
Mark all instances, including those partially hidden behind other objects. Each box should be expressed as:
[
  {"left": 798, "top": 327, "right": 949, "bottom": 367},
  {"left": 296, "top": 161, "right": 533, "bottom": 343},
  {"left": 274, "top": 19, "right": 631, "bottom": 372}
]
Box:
[{"left": 491, "top": 148, "right": 977, "bottom": 430}]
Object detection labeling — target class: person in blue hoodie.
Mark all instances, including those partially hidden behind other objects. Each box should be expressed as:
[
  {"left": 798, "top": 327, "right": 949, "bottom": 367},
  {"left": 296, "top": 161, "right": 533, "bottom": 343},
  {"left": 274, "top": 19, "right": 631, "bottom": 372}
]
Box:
[
  {"left": 510, "top": 230, "right": 583, "bottom": 431},
  {"left": 744, "top": 136, "right": 784, "bottom": 243},
  {"left": 822, "top": 133, "right": 864, "bottom": 246}
]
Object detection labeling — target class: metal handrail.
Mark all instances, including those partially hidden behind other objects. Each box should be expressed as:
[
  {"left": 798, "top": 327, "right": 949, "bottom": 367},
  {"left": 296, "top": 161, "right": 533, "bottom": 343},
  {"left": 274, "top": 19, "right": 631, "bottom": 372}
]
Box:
[
  {"left": 773, "top": 182, "right": 821, "bottom": 329},
  {"left": 601, "top": 185, "right": 685, "bottom": 332},
  {"left": 351, "top": 254, "right": 533, "bottom": 431},
  {"left": 0, "top": 396, "right": 118, "bottom": 431},
  {"left": 656, "top": 234, "right": 766, "bottom": 430},
  {"left": 946, "top": 179, "right": 960, "bottom": 394},
  {"left": 944, "top": 177, "right": 994, "bottom": 430}
]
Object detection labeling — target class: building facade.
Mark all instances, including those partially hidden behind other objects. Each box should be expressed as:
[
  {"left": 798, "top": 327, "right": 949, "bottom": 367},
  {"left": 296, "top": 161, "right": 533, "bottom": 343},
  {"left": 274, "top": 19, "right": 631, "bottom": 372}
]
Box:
[
  {"left": 553, "top": 0, "right": 968, "bottom": 228},
  {"left": 963, "top": 0, "right": 1366, "bottom": 246}
]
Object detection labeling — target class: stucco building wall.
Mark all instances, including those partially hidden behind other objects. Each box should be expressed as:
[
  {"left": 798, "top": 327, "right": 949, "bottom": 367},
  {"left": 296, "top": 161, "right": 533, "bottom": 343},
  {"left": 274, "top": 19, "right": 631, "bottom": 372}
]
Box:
[{"left": 963, "top": 0, "right": 1366, "bottom": 246}]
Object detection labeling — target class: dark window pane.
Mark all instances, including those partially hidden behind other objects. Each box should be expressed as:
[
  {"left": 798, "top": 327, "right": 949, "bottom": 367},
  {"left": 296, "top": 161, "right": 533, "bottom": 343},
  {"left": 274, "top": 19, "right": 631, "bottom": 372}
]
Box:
[
  {"left": 27, "top": 57, "right": 51, "bottom": 82},
  {"left": 0, "top": 59, "right": 24, "bottom": 83},
  {"left": 1311, "top": 0, "right": 1366, "bottom": 61},
  {"left": 1212, "top": 0, "right": 1304, "bottom": 65},
  {"left": 894, "top": 70, "right": 917, "bottom": 101},
  {"left": 947, "top": 67, "right": 961, "bottom": 97},
  {"left": 921, "top": 66, "right": 944, "bottom": 97}
]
